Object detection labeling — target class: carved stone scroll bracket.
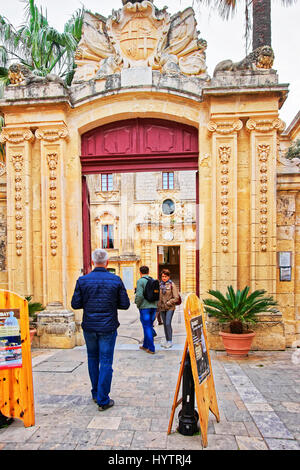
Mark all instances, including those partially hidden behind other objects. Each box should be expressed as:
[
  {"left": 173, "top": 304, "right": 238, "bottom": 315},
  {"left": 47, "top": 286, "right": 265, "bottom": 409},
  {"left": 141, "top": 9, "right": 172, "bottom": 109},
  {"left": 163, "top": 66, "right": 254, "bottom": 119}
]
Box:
[
  {"left": 0, "top": 128, "right": 34, "bottom": 145},
  {"left": 246, "top": 118, "right": 285, "bottom": 134},
  {"left": 35, "top": 126, "right": 69, "bottom": 142},
  {"left": 208, "top": 120, "right": 243, "bottom": 135}
]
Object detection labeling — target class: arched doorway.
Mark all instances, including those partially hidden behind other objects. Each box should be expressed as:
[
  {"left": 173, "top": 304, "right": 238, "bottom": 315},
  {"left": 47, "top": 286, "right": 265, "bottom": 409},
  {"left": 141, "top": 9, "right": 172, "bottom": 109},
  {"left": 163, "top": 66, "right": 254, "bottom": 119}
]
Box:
[{"left": 80, "top": 118, "right": 199, "bottom": 294}]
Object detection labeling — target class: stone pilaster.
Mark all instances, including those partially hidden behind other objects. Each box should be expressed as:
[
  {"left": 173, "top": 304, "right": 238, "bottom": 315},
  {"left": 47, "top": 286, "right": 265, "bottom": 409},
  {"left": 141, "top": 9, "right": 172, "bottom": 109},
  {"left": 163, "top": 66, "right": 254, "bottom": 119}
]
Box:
[
  {"left": 0, "top": 128, "right": 34, "bottom": 296},
  {"left": 246, "top": 118, "right": 285, "bottom": 295},
  {"left": 208, "top": 119, "right": 243, "bottom": 293},
  {"left": 35, "top": 125, "right": 75, "bottom": 348}
]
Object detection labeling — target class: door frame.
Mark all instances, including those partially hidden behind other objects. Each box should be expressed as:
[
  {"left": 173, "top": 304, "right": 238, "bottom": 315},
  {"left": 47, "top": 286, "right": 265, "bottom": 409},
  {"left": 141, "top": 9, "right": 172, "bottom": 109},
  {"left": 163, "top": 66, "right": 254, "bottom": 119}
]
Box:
[{"left": 81, "top": 118, "right": 199, "bottom": 291}]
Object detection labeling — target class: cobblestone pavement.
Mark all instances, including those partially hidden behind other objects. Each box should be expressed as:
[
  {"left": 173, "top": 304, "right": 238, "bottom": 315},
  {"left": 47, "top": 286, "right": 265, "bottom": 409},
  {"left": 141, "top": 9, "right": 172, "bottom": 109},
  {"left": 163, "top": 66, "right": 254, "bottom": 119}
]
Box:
[{"left": 0, "top": 303, "right": 299, "bottom": 451}]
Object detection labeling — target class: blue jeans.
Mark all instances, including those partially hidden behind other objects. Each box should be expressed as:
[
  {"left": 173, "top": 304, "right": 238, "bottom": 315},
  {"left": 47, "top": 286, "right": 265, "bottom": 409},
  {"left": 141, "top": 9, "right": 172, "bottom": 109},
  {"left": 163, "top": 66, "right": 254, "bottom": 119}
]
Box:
[
  {"left": 160, "top": 309, "right": 175, "bottom": 342},
  {"left": 83, "top": 330, "right": 117, "bottom": 406},
  {"left": 139, "top": 308, "right": 156, "bottom": 353}
]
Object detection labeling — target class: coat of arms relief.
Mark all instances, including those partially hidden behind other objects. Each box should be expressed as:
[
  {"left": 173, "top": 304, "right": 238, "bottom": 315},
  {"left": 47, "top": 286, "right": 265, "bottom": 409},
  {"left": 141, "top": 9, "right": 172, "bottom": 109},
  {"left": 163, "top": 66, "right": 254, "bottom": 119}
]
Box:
[{"left": 73, "top": 1, "right": 208, "bottom": 83}]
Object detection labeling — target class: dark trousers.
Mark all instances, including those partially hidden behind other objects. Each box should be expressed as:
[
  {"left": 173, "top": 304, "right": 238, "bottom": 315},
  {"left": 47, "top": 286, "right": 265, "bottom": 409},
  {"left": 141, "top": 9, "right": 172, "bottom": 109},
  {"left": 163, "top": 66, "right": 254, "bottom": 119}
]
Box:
[{"left": 160, "top": 309, "right": 175, "bottom": 342}]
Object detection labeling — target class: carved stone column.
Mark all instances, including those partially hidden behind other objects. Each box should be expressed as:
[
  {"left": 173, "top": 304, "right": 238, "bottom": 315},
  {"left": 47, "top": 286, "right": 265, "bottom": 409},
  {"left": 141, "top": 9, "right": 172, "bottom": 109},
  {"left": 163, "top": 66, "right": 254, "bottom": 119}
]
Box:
[
  {"left": 0, "top": 128, "right": 34, "bottom": 296},
  {"left": 35, "top": 125, "right": 75, "bottom": 348},
  {"left": 246, "top": 118, "right": 285, "bottom": 295},
  {"left": 208, "top": 119, "right": 243, "bottom": 293}
]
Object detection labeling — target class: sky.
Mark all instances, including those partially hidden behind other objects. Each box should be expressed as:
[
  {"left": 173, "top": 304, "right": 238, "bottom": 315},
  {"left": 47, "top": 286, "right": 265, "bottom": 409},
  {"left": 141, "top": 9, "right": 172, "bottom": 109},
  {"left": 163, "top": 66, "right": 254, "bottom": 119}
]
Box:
[{"left": 1, "top": 0, "right": 299, "bottom": 126}]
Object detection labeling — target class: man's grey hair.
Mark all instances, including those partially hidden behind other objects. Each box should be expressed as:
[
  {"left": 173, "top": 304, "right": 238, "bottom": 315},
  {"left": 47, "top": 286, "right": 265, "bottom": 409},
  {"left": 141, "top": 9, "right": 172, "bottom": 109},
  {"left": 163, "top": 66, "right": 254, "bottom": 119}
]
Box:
[{"left": 92, "top": 248, "right": 109, "bottom": 265}]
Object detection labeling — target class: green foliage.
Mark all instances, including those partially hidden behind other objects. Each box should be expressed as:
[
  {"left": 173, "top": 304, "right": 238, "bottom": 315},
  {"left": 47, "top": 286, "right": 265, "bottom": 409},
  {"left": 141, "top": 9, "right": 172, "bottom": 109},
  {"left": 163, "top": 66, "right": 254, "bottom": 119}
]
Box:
[
  {"left": 203, "top": 285, "right": 279, "bottom": 333},
  {"left": 0, "top": 0, "right": 84, "bottom": 82},
  {"left": 25, "top": 295, "right": 45, "bottom": 321},
  {"left": 285, "top": 139, "right": 300, "bottom": 160}
]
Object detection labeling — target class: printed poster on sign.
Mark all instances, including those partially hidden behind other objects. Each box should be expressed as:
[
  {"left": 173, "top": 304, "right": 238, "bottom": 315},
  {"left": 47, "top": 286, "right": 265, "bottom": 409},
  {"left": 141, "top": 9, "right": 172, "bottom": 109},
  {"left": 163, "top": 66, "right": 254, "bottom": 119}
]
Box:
[
  {"left": 0, "top": 309, "right": 22, "bottom": 370},
  {"left": 190, "top": 315, "right": 210, "bottom": 384}
]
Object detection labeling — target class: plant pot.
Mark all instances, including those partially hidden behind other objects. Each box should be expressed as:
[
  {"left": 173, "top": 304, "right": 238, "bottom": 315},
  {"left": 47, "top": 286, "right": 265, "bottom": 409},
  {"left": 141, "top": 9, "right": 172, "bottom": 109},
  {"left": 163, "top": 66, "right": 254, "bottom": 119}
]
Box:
[
  {"left": 219, "top": 331, "right": 256, "bottom": 357},
  {"left": 29, "top": 328, "right": 37, "bottom": 344}
]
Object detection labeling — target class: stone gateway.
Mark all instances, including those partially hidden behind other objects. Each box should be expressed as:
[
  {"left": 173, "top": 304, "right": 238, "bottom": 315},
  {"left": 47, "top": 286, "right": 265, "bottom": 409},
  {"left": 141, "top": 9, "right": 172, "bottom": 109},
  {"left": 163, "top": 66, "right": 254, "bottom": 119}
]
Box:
[{"left": 0, "top": 0, "right": 299, "bottom": 350}]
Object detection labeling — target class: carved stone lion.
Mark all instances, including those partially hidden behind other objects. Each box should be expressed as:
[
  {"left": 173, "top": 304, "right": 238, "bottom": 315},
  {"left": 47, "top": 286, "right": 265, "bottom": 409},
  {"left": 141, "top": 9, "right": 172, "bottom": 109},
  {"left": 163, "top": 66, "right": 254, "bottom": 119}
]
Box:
[
  {"left": 213, "top": 45, "right": 275, "bottom": 75},
  {"left": 8, "top": 64, "right": 65, "bottom": 86}
]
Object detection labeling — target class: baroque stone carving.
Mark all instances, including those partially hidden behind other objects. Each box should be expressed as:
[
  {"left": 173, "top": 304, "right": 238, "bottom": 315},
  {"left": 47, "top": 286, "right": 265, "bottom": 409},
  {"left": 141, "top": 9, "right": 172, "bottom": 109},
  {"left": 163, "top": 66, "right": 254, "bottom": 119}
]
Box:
[
  {"left": 35, "top": 127, "right": 69, "bottom": 142},
  {"left": 218, "top": 146, "right": 231, "bottom": 253},
  {"left": 258, "top": 144, "right": 270, "bottom": 252},
  {"left": 12, "top": 155, "right": 24, "bottom": 256},
  {"left": 47, "top": 153, "right": 59, "bottom": 256},
  {"left": 246, "top": 118, "right": 285, "bottom": 133},
  {"left": 73, "top": 3, "right": 208, "bottom": 82},
  {"left": 0, "top": 129, "right": 34, "bottom": 144},
  {"left": 208, "top": 120, "right": 243, "bottom": 135},
  {"left": 8, "top": 63, "right": 65, "bottom": 87},
  {"left": 213, "top": 45, "right": 274, "bottom": 75},
  {"left": 0, "top": 161, "right": 6, "bottom": 177}
]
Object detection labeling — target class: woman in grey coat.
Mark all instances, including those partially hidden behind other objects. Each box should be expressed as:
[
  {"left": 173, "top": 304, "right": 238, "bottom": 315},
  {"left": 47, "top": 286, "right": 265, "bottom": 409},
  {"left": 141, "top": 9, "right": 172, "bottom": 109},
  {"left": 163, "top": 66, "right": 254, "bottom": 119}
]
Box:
[{"left": 157, "top": 269, "right": 180, "bottom": 349}]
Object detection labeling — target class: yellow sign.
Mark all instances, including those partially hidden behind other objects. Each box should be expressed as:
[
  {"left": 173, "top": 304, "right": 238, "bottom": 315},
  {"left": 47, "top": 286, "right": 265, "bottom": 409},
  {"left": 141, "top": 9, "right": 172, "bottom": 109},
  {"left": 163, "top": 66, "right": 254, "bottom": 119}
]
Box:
[
  {"left": 168, "top": 293, "right": 220, "bottom": 448},
  {"left": 0, "top": 290, "right": 35, "bottom": 427}
]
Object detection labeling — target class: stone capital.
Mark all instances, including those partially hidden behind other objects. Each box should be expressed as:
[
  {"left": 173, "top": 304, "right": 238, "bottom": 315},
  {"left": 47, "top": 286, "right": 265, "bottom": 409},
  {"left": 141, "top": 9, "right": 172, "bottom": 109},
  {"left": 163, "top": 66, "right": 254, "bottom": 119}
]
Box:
[
  {"left": 0, "top": 128, "right": 34, "bottom": 144},
  {"left": 35, "top": 126, "right": 69, "bottom": 142},
  {"left": 246, "top": 118, "right": 285, "bottom": 133},
  {"left": 207, "top": 119, "right": 243, "bottom": 135}
]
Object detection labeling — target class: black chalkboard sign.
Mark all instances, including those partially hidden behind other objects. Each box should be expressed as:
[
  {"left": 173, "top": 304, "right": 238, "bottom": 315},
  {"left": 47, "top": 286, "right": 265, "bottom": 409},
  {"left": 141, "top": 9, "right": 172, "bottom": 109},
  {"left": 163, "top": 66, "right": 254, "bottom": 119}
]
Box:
[{"left": 190, "top": 315, "right": 210, "bottom": 384}]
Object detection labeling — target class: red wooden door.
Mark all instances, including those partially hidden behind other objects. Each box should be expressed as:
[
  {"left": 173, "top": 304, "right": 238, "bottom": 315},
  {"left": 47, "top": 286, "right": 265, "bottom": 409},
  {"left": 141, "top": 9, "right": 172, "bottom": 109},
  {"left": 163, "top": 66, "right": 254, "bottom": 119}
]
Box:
[
  {"left": 81, "top": 118, "right": 199, "bottom": 174},
  {"left": 82, "top": 175, "right": 92, "bottom": 275}
]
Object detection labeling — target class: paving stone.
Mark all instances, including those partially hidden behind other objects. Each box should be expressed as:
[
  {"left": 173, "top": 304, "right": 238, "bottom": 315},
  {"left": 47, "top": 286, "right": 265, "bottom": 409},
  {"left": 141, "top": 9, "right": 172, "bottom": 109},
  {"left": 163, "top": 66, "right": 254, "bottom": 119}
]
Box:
[
  {"left": 166, "top": 431, "right": 203, "bottom": 450},
  {"left": 28, "top": 426, "right": 70, "bottom": 443},
  {"left": 150, "top": 418, "right": 173, "bottom": 432},
  {"left": 38, "top": 442, "right": 77, "bottom": 450},
  {"left": 245, "top": 403, "right": 274, "bottom": 412},
  {"left": 265, "top": 438, "right": 300, "bottom": 450},
  {"left": 63, "top": 428, "right": 102, "bottom": 445},
  {"left": 87, "top": 416, "right": 122, "bottom": 430},
  {"left": 76, "top": 444, "right": 112, "bottom": 450},
  {"left": 244, "top": 421, "right": 262, "bottom": 438},
  {"left": 97, "top": 430, "right": 134, "bottom": 448},
  {"left": 236, "top": 436, "right": 268, "bottom": 450},
  {"left": 282, "top": 402, "right": 300, "bottom": 413},
  {"left": 203, "top": 434, "right": 238, "bottom": 450},
  {"left": 1, "top": 442, "right": 41, "bottom": 450},
  {"left": 119, "top": 417, "right": 151, "bottom": 431},
  {"left": 0, "top": 423, "right": 38, "bottom": 443},
  {"left": 213, "top": 421, "right": 248, "bottom": 436},
  {"left": 250, "top": 412, "right": 294, "bottom": 439},
  {"left": 131, "top": 431, "right": 167, "bottom": 449}
]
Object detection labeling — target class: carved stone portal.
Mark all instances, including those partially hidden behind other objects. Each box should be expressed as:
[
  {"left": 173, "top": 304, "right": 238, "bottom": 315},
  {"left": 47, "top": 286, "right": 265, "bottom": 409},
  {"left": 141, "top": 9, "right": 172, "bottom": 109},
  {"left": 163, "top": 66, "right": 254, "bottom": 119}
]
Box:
[{"left": 73, "top": 2, "right": 208, "bottom": 82}]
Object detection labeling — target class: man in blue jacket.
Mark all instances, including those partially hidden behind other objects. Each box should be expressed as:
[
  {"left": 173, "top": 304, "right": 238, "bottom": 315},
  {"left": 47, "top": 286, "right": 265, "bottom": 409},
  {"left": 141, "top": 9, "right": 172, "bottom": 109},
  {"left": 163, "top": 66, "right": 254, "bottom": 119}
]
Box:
[{"left": 71, "top": 248, "right": 130, "bottom": 411}]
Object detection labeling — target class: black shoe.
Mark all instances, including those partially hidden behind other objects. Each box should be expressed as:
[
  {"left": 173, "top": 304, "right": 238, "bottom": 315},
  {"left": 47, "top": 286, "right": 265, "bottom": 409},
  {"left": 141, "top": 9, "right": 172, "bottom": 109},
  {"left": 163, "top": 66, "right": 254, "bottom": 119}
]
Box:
[{"left": 98, "top": 399, "right": 114, "bottom": 411}]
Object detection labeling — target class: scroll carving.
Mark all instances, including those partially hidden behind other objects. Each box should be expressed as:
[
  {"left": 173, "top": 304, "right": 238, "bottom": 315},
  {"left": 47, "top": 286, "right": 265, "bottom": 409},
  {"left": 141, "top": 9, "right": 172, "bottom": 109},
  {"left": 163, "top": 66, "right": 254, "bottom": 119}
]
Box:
[
  {"left": 12, "top": 155, "right": 24, "bottom": 256},
  {"left": 35, "top": 127, "right": 69, "bottom": 142},
  {"left": 246, "top": 118, "right": 285, "bottom": 133},
  {"left": 207, "top": 120, "right": 243, "bottom": 135},
  {"left": 47, "top": 153, "right": 59, "bottom": 256},
  {"left": 258, "top": 144, "right": 270, "bottom": 252},
  {"left": 0, "top": 129, "right": 34, "bottom": 144},
  {"left": 218, "top": 146, "right": 231, "bottom": 253}
]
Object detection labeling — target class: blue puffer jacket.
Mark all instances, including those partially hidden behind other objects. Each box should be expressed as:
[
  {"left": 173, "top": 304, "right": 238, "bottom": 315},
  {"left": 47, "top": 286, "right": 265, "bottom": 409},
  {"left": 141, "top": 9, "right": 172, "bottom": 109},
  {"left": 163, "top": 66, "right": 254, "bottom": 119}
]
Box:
[{"left": 71, "top": 267, "right": 130, "bottom": 333}]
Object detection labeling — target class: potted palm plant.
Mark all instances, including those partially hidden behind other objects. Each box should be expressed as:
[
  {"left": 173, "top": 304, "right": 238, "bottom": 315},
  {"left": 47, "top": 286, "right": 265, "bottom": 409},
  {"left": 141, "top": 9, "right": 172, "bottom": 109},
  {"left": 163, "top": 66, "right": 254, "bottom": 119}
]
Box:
[
  {"left": 203, "top": 285, "right": 279, "bottom": 357},
  {"left": 25, "top": 296, "right": 45, "bottom": 344}
]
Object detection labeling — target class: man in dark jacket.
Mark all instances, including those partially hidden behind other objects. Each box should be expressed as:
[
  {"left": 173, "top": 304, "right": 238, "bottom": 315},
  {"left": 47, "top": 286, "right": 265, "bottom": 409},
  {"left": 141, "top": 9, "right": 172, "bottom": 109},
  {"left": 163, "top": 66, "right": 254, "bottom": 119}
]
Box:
[{"left": 71, "top": 248, "right": 130, "bottom": 411}]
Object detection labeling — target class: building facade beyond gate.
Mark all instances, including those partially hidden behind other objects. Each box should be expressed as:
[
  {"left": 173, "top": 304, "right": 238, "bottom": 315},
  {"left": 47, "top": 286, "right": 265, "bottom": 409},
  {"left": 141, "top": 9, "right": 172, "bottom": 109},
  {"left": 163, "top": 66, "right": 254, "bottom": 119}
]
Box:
[{"left": 0, "top": 1, "right": 299, "bottom": 350}]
